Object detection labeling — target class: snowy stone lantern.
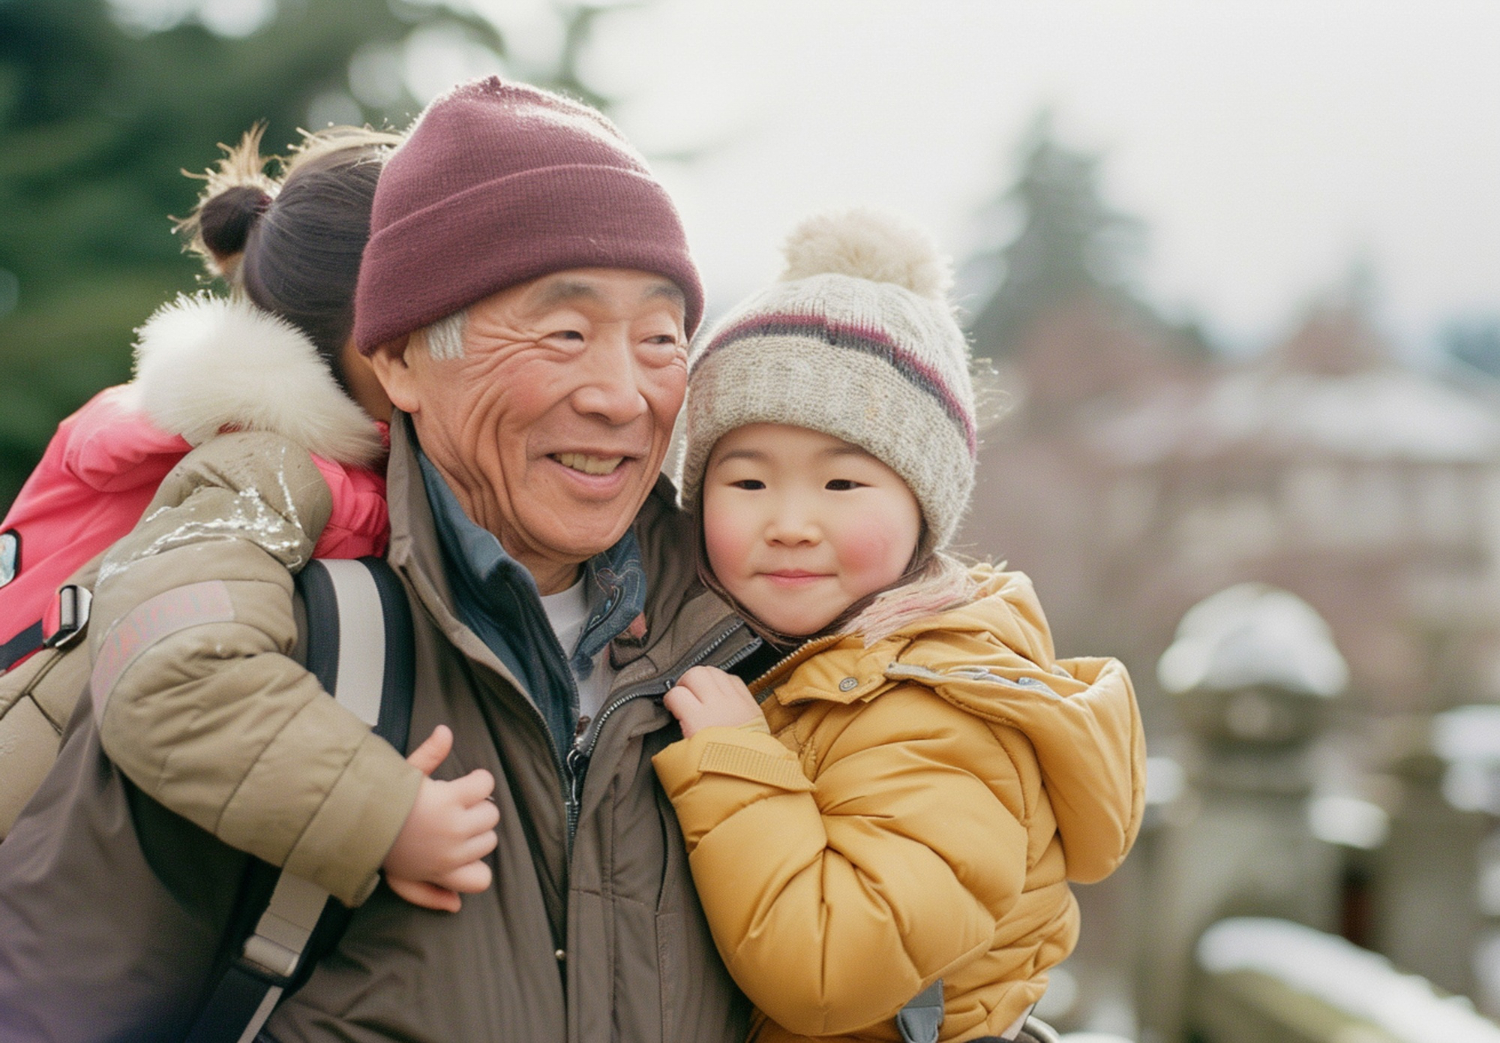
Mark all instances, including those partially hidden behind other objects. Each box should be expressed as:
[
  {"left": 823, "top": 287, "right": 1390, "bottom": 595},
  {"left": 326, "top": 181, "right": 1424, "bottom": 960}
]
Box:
[
  {"left": 1137, "top": 583, "right": 1352, "bottom": 1043},
  {"left": 1427, "top": 706, "right": 1500, "bottom": 1016},
  {"left": 1158, "top": 582, "right": 1348, "bottom": 755}
]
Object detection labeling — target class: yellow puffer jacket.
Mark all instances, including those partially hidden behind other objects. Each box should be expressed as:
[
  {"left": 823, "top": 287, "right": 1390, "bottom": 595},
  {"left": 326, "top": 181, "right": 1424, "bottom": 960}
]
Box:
[{"left": 652, "top": 566, "right": 1145, "bottom": 1043}]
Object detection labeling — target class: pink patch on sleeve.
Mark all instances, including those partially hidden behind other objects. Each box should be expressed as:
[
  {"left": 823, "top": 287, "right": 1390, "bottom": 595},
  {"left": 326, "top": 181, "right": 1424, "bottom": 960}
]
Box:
[{"left": 90, "top": 580, "right": 235, "bottom": 720}]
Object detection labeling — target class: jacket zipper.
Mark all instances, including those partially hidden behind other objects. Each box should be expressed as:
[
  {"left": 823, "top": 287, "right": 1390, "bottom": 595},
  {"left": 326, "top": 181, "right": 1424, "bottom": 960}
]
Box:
[
  {"left": 746, "top": 634, "right": 842, "bottom": 700},
  {"left": 563, "top": 619, "right": 756, "bottom": 847}
]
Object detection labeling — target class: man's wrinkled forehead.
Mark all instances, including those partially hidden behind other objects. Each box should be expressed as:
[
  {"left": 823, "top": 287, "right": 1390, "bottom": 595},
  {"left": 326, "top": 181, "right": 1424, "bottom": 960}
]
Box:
[{"left": 522, "top": 270, "right": 688, "bottom": 318}]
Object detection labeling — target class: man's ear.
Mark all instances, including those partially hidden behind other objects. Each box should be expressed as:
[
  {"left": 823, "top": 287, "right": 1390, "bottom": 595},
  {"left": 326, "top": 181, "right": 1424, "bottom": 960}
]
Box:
[{"left": 368, "top": 334, "right": 421, "bottom": 415}]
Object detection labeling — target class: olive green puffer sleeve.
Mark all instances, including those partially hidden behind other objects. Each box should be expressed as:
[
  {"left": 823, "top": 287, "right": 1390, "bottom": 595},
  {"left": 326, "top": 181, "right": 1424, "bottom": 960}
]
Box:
[{"left": 90, "top": 431, "right": 420, "bottom": 907}]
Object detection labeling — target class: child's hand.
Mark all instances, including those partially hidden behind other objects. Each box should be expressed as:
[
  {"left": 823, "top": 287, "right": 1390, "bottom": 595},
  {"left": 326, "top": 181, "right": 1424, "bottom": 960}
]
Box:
[
  {"left": 663, "top": 666, "right": 762, "bottom": 739},
  {"left": 382, "top": 724, "right": 500, "bottom": 913}
]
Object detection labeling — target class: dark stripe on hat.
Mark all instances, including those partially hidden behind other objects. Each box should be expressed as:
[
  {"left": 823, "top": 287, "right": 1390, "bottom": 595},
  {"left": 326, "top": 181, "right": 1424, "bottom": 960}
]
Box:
[{"left": 698, "top": 313, "right": 976, "bottom": 453}]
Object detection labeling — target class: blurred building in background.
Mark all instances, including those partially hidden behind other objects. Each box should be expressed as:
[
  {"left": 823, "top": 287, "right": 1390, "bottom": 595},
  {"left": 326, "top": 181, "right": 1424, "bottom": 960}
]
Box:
[{"left": 955, "top": 125, "right": 1500, "bottom": 1039}]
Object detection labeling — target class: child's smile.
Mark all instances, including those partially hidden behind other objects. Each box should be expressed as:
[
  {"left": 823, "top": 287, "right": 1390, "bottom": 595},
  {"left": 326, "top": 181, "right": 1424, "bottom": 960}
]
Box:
[{"left": 761, "top": 569, "right": 831, "bottom": 585}]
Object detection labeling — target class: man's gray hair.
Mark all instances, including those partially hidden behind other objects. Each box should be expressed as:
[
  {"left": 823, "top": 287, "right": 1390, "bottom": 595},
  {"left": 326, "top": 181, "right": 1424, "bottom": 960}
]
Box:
[{"left": 422, "top": 309, "right": 467, "bottom": 360}]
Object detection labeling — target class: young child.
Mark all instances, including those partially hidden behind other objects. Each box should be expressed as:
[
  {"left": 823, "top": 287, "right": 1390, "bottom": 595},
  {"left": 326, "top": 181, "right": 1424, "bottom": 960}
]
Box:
[
  {"left": 653, "top": 210, "right": 1146, "bottom": 1043},
  {"left": 0, "top": 125, "right": 497, "bottom": 913},
  {"left": 0, "top": 124, "right": 391, "bottom": 672}
]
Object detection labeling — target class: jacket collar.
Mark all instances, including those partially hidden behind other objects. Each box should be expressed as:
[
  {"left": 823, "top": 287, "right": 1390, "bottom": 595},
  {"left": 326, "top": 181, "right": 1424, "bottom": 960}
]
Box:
[
  {"left": 760, "top": 567, "right": 1053, "bottom": 709},
  {"left": 132, "top": 293, "right": 385, "bottom": 467},
  {"left": 416, "top": 446, "right": 645, "bottom": 678}
]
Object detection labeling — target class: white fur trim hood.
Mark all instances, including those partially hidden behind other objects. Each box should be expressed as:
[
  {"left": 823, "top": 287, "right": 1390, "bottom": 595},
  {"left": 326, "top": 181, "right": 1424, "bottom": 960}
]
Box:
[{"left": 131, "top": 293, "right": 384, "bottom": 467}]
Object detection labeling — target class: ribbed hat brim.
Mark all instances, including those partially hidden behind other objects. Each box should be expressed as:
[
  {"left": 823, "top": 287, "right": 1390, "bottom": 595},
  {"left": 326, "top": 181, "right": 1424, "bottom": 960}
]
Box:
[{"left": 356, "top": 164, "right": 703, "bottom": 351}]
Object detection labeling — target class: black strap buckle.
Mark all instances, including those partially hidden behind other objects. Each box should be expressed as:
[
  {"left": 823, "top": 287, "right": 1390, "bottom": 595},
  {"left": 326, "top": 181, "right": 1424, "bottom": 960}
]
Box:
[{"left": 42, "top": 584, "right": 92, "bottom": 650}]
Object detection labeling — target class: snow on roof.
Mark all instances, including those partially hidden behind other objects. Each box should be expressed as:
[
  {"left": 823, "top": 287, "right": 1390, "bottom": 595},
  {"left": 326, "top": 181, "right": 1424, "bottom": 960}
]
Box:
[
  {"left": 1098, "top": 369, "right": 1500, "bottom": 466},
  {"left": 1430, "top": 708, "right": 1500, "bottom": 814},
  {"left": 1157, "top": 583, "right": 1348, "bottom": 697},
  {"left": 1197, "top": 917, "right": 1500, "bottom": 1043},
  {"left": 1433, "top": 706, "right": 1500, "bottom": 763}
]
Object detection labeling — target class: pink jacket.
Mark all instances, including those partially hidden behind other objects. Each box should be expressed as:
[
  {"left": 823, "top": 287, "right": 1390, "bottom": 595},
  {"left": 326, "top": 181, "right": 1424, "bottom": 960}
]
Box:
[{"left": 0, "top": 294, "right": 388, "bottom": 660}]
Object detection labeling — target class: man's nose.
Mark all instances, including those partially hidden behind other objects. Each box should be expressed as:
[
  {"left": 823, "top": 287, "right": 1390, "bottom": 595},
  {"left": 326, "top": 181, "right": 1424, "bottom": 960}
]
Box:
[{"left": 572, "top": 333, "right": 650, "bottom": 424}]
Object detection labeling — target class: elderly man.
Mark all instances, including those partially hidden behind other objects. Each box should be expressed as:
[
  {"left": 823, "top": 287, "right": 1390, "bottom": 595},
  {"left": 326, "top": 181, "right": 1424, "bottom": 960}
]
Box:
[
  {"left": 262, "top": 79, "right": 759, "bottom": 1041},
  {"left": 0, "top": 78, "right": 758, "bottom": 1043}
]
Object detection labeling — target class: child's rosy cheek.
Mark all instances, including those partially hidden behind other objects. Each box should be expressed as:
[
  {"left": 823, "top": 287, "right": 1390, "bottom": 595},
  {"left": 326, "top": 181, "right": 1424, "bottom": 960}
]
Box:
[
  {"left": 840, "top": 522, "right": 913, "bottom": 576},
  {"left": 704, "top": 524, "right": 747, "bottom": 576}
]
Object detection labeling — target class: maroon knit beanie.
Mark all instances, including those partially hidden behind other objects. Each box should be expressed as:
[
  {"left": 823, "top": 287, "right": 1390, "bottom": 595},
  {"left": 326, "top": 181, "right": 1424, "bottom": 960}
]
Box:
[{"left": 355, "top": 76, "right": 704, "bottom": 354}]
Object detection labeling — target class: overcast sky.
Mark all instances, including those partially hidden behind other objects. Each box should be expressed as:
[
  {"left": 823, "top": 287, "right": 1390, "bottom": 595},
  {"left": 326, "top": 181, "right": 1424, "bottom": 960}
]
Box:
[
  {"left": 117, "top": 0, "right": 1500, "bottom": 357},
  {"left": 545, "top": 0, "right": 1500, "bottom": 358}
]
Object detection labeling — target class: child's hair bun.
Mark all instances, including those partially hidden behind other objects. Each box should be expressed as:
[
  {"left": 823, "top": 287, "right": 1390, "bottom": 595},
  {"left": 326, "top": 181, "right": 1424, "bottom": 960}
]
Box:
[
  {"left": 779, "top": 207, "right": 953, "bottom": 302},
  {"left": 177, "top": 124, "right": 278, "bottom": 279},
  {"left": 197, "top": 184, "right": 273, "bottom": 271}
]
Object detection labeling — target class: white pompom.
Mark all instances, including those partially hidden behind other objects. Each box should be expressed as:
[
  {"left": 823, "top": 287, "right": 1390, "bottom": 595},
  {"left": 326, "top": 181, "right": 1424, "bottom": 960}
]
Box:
[{"left": 779, "top": 207, "right": 952, "bottom": 301}]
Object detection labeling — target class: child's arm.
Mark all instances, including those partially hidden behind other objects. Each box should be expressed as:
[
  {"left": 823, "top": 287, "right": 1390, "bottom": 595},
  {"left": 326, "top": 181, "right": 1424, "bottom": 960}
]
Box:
[
  {"left": 90, "top": 431, "right": 421, "bottom": 908},
  {"left": 654, "top": 677, "right": 1027, "bottom": 1037},
  {"left": 383, "top": 725, "right": 500, "bottom": 912}
]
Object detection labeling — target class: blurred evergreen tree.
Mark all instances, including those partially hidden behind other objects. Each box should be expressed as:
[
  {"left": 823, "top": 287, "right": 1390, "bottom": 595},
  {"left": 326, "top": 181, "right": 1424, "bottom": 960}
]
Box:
[
  {"left": 961, "top": 112, "right": 1147, "bottom": 358},
  {"left": 0, "top": 0, "right": 618, "bottom": 513},
  {"left": 1443, "top": 317, "right": 1500, "bottom": 381},
  {"left": 538, "top": 1, "right": 624, "bottom": 113}
]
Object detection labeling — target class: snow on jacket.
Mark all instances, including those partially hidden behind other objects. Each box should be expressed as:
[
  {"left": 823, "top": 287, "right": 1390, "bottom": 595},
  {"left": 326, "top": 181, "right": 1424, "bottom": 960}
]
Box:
[
  {"left": 0, "top": 293, "right": 387, "bottom": 657},
  {"left": 88, "top": 414, "right": 757, "bottom": 1041},
  {"left": 652, "top": 566, "right": 1146, "bottom": 1043}
]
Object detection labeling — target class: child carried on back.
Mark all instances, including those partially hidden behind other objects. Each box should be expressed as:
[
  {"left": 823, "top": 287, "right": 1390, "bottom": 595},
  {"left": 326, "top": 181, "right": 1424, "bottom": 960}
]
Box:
[
  {"left": 653, "top": 210, "right": 1147, "bottom": 1043},
  {"left": 0, "top": 125, "right": 497, "bottom": 913}
]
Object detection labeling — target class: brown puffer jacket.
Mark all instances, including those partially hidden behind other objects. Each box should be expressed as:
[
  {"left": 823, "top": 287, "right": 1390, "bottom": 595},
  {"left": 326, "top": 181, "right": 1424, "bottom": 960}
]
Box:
[
  {"left": 652, "top": 567, "right": 1146, "bottom": 1043},
  {"left": 261, "top": 416, "right": 756, "bottom": 1043}
]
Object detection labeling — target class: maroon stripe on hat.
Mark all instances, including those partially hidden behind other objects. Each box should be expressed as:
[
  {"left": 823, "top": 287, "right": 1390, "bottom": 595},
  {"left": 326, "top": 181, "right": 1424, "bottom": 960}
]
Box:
[{"left": 698, "top": 313, "right": 976, "bottom": 454}]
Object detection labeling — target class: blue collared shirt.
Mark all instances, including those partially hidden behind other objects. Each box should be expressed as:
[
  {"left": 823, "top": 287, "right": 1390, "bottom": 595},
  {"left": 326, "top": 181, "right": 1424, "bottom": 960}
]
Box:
[{"left": 417, "top": 451, "right": 647, "bottom": 763}]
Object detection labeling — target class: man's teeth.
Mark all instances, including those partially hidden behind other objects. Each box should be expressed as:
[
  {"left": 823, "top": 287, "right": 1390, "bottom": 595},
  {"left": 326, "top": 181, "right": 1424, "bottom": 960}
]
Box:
[{"left": 556, "top": 453, "right": 625, "bottom": 475}]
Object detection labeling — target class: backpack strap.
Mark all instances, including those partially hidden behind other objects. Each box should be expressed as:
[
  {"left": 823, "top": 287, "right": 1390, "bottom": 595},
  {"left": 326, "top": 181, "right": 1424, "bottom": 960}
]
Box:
[
  {"left": 0, "top": 621, "right": 43, "bottom": 673},
  {"left": 296, "top": 557, "right": 415, "bottom": 747},
  {"left": 183, "top": 557, "right": 414, "bottom": 1043}
]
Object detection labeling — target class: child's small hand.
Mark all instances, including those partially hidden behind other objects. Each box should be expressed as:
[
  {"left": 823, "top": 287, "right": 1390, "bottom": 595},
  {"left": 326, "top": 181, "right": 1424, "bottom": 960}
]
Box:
[
  {"left": 383, "top": 724, "right": 500, "bottom": 913},
  {"left": 663, "top": 666, "right": 762, "bottom": 739}
]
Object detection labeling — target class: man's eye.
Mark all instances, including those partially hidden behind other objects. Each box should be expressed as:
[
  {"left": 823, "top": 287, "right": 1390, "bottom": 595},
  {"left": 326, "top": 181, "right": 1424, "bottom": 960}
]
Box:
[
  {"left": 825, "top": 479, "right": 862, "bottom": 491},
  {"left": 645, "top": 334, "right": 680, "bottom": 346},
  {"left": 730, "top": 479, "right": 765, "bottom": 490},
  {"left": 549, "top": 330, "right": 585, "bottom": 341}
]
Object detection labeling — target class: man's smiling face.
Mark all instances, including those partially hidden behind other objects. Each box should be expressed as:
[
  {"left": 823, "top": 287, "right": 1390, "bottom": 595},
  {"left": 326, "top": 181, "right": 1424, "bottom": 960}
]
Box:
[{"left": 378, "top": 267, "right": 688, "bottom": 594}]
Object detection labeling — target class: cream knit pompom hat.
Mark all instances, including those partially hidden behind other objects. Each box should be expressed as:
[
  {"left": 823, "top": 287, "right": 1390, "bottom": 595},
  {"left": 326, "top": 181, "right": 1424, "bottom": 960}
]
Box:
[{"left": 680, "top": 208, "right": 977, "bottom": 554}]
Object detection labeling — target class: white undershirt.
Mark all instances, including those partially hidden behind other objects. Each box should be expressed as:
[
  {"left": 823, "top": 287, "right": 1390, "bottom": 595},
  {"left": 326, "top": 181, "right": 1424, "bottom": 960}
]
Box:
[{"left": 539, "top": 576, "right": 616, "bottom": 726}]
